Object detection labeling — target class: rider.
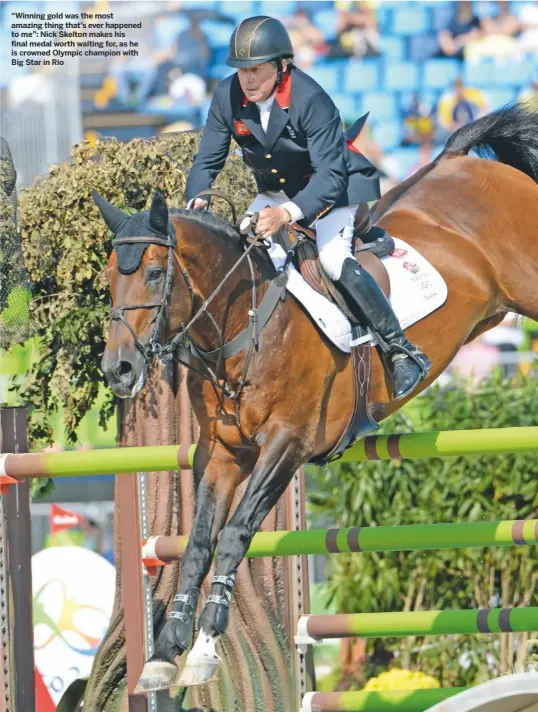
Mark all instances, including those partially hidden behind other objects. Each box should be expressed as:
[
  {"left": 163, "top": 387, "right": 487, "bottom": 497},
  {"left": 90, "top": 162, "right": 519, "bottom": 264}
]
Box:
[{"left": 186, "top": 15, "right": 431, "bottom": 400}]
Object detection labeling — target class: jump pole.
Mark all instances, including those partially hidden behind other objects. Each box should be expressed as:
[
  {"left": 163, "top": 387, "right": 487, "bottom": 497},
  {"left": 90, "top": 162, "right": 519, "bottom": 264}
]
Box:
[{"left": 2, "top": 426, "right": 538, "bottom": 481}]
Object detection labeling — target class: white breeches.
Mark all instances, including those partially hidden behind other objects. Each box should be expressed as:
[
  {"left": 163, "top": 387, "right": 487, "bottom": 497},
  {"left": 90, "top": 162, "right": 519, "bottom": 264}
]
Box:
[{"left": 247, "top": 191, "right": 357, "bottom": 281}]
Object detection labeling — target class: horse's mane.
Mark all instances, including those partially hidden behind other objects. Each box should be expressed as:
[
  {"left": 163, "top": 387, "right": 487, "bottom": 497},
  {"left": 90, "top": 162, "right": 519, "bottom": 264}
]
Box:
[
  {"left": 170, "top": 208, "right": 241, "bottom": 249},
  {"left": 170, "top": 207, "right": 275, "bottom": 277}
]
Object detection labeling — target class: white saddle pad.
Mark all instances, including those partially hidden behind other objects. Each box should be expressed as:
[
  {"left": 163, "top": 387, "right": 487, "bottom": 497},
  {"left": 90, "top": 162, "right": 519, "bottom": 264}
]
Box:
[{"left": 276, "top": 237, "right": 448, "bottom": 353}]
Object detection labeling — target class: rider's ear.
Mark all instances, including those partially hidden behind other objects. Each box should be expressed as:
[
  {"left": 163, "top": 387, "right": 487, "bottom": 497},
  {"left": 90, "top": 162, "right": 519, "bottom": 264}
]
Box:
[
  {"left": 92, "top": 189, "right": 128, "bottom": 233},
  {"left": 149, "top": 191, "right": 169, "bottom": 235}
]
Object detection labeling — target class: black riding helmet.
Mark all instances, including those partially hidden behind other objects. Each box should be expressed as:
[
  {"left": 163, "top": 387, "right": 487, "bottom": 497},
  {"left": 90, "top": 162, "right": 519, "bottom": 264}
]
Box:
[{"left": 226, "top": 16, "right": 294, "bottom": 68}]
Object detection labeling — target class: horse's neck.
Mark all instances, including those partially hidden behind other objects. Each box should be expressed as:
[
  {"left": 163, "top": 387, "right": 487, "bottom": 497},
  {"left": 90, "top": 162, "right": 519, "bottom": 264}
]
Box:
[{"left": 178, "top": 228, "right": 263, "bottom": 351}]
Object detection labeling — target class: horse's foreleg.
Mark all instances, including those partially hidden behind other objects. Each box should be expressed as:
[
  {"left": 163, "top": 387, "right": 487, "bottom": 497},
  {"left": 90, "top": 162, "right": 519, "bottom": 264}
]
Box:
[
  {"left": 179, "top": 429, "right": 306, "bottom": 686},
  {"left": 135, "top": 441, "right": 245, "bottom": 693}
]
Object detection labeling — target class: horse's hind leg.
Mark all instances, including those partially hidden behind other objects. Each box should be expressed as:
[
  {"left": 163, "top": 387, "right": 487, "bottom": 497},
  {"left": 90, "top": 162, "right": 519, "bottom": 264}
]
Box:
[
  {"left": 179, "top": 427, "right": 307, "bottom": 686},
  {"left": 135, "top": 441, "right": 246, "bottom": 693}
]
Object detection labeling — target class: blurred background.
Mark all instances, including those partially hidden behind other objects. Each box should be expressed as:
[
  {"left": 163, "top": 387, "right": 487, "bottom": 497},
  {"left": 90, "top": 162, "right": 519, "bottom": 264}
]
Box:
[{"left": 2, "top": 0, "right": 538, "bottom": 185}]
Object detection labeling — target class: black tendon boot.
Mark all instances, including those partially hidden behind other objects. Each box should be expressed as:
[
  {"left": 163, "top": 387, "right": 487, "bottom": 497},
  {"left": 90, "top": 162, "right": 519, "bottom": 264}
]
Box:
[{"left": 336, "top": 258, "right": 432, "bottom": 400}]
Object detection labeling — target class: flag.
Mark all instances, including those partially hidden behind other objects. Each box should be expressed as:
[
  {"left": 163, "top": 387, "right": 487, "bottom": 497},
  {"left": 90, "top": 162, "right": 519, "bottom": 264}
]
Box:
[{"left": 50, "top": 504, "right": 84, "bottom": 535}]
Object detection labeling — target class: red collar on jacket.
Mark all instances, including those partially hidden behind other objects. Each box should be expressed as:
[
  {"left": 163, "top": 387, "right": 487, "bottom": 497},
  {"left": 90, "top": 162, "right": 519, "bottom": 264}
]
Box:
[{"left": 241, "top": 67, "right": 292, "bottom": 109}]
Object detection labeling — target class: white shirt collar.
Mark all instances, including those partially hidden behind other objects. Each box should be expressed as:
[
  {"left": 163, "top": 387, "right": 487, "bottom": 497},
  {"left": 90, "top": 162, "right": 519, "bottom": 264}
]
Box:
[{"left": 255, "top": 90, "right": 276, "bottom": 113}]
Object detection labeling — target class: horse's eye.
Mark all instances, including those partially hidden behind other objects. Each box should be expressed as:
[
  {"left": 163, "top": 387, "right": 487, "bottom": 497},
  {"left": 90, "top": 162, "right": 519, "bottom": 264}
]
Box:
[{"left": 147, "top": 268, "right": 163, "bottom": 282}]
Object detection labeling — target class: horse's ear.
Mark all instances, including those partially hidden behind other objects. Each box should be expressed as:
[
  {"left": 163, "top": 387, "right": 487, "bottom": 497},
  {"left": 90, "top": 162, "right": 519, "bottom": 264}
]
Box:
[
  {"left": 92, "top": 189, "right": 128, "bottom": 233},
  {"left": 149, "top": 190, "right": 168, "bottom": 235}
]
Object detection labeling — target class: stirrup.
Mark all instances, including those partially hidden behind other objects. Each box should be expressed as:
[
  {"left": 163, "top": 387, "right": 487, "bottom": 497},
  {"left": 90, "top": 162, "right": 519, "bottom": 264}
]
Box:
[
  {"left": 375, "top": 334, "right": 430, "bottom": 377},
  {"left": 390, "top": 346, "right": 430, "bottom": 376}
]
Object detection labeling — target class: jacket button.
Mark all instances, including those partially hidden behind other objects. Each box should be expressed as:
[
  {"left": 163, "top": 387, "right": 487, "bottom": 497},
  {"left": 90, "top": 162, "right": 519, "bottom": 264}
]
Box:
[
  {"left": 279, "top": 178, "right": 286, "bottom": 183},
  {"left": 265, "top": 153, "right": 272, "bottom": 159},
  {"left": 271, "top": 168, "right": 278, "bottom": 174}
]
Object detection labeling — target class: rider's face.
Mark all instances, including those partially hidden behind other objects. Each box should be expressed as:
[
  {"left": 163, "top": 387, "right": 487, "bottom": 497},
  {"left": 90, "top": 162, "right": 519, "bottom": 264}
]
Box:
[{"left": 238, "top": 61, "right": 278, "bottom": 102}]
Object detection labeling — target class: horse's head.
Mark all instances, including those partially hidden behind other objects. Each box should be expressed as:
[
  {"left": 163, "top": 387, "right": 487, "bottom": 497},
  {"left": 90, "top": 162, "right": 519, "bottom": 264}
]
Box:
[{"left": 94, "top": 190, "right": 191, "bottom": 398}]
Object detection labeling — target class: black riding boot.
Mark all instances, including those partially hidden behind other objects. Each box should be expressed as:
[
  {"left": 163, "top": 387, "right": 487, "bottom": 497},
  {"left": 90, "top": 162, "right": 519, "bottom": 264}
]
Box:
[{"left": 336, "top": 258, "right": 432, "bottom": 401}]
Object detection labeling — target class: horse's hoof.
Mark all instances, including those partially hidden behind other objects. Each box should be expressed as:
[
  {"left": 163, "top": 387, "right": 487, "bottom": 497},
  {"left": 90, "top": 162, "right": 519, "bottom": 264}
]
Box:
[
  {"left": 178, "top": 655, "right": 220, "bottom": 686},
  {"left": 134, "top": 660, "right": 179, "bottom": 693},
  {"left": 178, "top": 629, "right": 221, "bottom": 686}
]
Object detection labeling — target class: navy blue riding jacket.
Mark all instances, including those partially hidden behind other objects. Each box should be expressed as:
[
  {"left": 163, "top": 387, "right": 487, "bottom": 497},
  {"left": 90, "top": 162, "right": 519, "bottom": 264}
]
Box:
[{"left": 186, "top": 65, "right": 381, "bottom": 225}]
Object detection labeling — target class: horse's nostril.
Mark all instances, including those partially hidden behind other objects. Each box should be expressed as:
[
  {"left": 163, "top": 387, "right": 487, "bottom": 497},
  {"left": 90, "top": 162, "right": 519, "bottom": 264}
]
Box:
[{"left": 119, "top": 361, "right": 132, "bottom": 377}]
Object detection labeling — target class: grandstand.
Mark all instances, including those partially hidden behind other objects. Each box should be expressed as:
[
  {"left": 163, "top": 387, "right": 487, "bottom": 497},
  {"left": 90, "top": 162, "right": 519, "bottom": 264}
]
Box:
[{"left": 2, "top": 1, "right": 538, "bottom": 184}]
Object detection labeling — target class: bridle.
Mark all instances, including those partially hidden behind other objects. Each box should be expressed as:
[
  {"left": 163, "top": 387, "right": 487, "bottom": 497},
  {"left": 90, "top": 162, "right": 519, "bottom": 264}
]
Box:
[
  {"left": 110, "top": 232, "right": 194, "bottom": 364},
  {"left": 108, "top": 199, "right": 290, "bottom": 403}
]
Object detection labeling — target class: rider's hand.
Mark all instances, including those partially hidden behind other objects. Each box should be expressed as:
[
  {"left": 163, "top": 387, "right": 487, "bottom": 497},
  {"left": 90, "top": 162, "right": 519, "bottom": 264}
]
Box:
[
  {"left": 193, "top": 198, "right": 208, "bottom": 210},
  {"left": 255, "top": 207, "right": 291, "bottom": 238}
]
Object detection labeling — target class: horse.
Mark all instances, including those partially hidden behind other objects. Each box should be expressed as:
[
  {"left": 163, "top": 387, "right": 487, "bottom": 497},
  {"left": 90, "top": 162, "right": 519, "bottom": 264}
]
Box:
[{"left": 96, "top": 104, "right": 538, "bottom": 691}]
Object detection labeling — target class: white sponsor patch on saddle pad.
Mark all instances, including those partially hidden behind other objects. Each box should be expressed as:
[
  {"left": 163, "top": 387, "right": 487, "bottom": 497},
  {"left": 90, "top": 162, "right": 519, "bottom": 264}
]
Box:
[{"left": 278, "top": 237, "right": 448, "bottom": 353}]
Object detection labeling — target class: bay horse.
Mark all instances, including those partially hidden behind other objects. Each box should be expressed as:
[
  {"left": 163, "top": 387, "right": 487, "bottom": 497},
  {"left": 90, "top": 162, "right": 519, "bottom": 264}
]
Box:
[{"left": 97, "top": 104, "right": 538, "bottom": 691}]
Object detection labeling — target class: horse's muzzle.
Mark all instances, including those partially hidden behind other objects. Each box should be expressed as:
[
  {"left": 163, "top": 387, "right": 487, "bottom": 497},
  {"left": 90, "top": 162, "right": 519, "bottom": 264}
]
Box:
[{"left": 101, "top": 344, "right": 147, "bottom": 398}]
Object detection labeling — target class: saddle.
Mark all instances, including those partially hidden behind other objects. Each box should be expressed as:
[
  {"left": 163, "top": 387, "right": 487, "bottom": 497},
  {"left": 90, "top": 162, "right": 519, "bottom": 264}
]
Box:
[{"left": 270, "top": 212, "right": 395, "bottom": 465}]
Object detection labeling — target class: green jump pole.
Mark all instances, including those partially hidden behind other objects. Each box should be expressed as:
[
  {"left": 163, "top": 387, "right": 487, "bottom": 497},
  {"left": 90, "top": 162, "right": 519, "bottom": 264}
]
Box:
[
  {"left": 1, "top": 427, "right": 538, "bottom": 480},
  {"left": 143, "top": 519, "right": 538, "bottom": 563},
  {"left": 296, "top": 607, "right": 538, "bottom": 643},
  {"left": 342, "top": 426, "right": 538, "bottom": 462},
  {"left": 301, "top": 688, "right": 467, "bottom": 712},
  {"left": 0, "top": 444, "right": 196, "bottom": 479}
]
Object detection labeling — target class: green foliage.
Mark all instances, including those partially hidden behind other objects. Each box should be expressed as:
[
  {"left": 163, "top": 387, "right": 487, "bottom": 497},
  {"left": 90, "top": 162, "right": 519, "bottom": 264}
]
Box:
[
  {"left": 0, "top": 145, "right": 30, "bottom": 348},
  {"left": 308, "top": 371, "right": 538, "bottom": 688},
  {"left": 14, "top": 130, "right": 256, "bottom": 458}
]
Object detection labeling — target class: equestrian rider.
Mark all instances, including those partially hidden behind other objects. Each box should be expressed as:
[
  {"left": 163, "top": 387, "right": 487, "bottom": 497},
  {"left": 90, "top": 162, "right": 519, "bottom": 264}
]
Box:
[{"left": 186, "top": 15, "right": 431, "bottom": 400}]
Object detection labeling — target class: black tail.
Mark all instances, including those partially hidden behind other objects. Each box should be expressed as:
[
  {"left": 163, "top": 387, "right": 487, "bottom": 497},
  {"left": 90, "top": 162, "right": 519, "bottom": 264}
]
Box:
[{"left": 443, "top": 102, "right": 538, "bottom": 184}]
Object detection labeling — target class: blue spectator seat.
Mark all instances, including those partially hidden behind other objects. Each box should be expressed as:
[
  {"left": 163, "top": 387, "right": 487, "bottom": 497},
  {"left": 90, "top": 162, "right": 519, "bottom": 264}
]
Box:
[
  {"left": 378, "top": 36, "right": 405, "bottom": 61},
  {"left": 212, "top": 47, "right": 229, "bottom": 66},
  {"left": 312, "top": 10, "right": 338, "bottom": 40},
  {"left": 498, "top": 58, "right": 536, "bottom": 87},
  {"left": 485, "top": 88, "right": 516, "bottom": 109},
  {"left": 179, "top": 0, "right": 216, "bottom": 8},
  {"left": 301, "top": 1, "right": 334, "bottom": 12},
  {"left": 399, "top": 90, "right": 439, "bottom": 116},
  {"left": 384, "top": 61, "right": 420, "bottom": 91},
  {"left": 80, "top": 72, "right": 107, "bottom": 89},
  {"left": 432, "top": 3, "right": 456, "bottom": 32},
  {"left": 415, "top": 0, "right": 452, "bottom": 5},
  {"left": 260, "top": 1, "right": 297, "bottom": 16},
  {"left": 307, "top": 64, "right": 342, "bottom": 94},
  {"left": 372, "top": 121, "right": 403, "bottom": 151},
  {"left": 472, "top": 1, "right": 498, "bottom": 18},
  {"left": 375, "top": 6, "right": 393, "bottom": 34},
  {"left": 153, "top": 15, "right": 190, "bottom": 48},
  {"left": 333, "top": 94, "right": 359, "bottom": 124},
  {"left": 360, "top": 92, "right": 398, "bottom": 122},
  {"left": 392, "top": 5, "right": 430, "bottom": 35},
  {"left": 409, "top": 34, "right": 439, "bottom": 62},
  {"left": 199, "top": 99, "right": 213, "bottom": 126},
  {"left": 513, "top": 1, "right": 536, "bottom": 18},
  {"left": 99, "top": 126, "right": 158, "bottom": 141},
  {"left": 219, "top": 1, "right": 257, "bottom": 23},
  {"left": 209, "top": 64, "right": 235, "bottom": 80},
  {"left": 463, "top": 59, "right": 497, "bottom": 86},
  {"left": 200, "top": 20, "right": 231, "bottom": 49},
  {"left": 423, "top": 58, "right": 461, "bottom": 90},
  {"left": 343, "top": 60, "right": 379, "bottom": 93}
]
